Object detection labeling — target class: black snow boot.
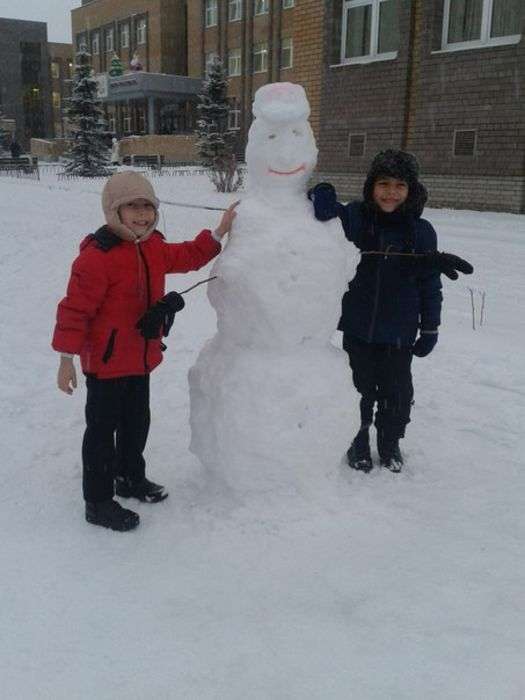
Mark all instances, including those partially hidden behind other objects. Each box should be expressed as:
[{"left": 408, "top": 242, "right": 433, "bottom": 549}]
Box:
[
  {"left": 85, "top": 499, "right": 140, "bottom": 531},
  {"left": 115, "top": 476, "right": 168, "bottom": 503},
  {"left": 377, "top": 432, "right": 404, "bottom": 473},
  {"left": 346, "top": 427, "right": 373, "bottom": 473}
]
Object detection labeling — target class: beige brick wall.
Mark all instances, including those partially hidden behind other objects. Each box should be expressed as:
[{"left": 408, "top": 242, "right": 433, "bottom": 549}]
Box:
[{"left": 120, "top": 134, "right": 199, "bottom": 162}]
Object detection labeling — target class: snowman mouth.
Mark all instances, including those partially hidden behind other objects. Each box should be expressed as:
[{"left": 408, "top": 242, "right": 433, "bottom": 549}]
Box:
[{"left": 268, "top": 164, "right": 306, "bottom": 176}]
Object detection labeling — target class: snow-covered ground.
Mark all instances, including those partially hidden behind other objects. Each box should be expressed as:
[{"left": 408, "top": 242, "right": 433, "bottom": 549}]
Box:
[{"left": 1, "top": 167, "right": 524, "bottom": 699}]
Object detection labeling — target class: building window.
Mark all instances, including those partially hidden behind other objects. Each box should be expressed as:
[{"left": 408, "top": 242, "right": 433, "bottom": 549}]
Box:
[
  {"left": 137, "top": 19, "right": 147, "bottom": 45},
  {"left": 348, "top": 133, "right": 366, "bottom": 157},
  {"left": 443, "top": 0, "right": 521, "bottom": 49},
  {"left": 77, "top": 34, "right": 88, "bottom": 52},
  {"left": 228, "top": 48, "right": 242, "bottom": 76},
  {"left": 281, "top": 37, "right": 293, "bottom": 69},
  {"left": 106, "top": 28, "right": 114, "bottom": 53},
  {"left": 205, "top": 51, "right": 219, "bottom": 75},
  {"left": 205, "top": 0, "right": 218, "bottom": 27},
  {"left": 123, "top": 115, "right": 132, "bottom": 132},
  {"left": 453, "top": 129, "right": 477, "bottom": 156},
  {"left": 282, "top": 0, "right": 295, "bottom": 7},
  {"left": 341, "top": 0, "right": 399, "bottom": 63},
  {"left": 120, "top": 24, "right": 130, "bottom": 49},
  {"left": 228, "top": 98, "right": 241, "bottom": 130},
  {"left": 229, "top": 0, "right": 242, "bottom": 21},
  {"left": 254, "top": 0, "right": 269, "bottom": 15},
  {"left": 51, "top": 61, "right": 60, "bottom": 79},
  {"left": 92, "top": 32, "right": 100, "bottom": 55},
  {"left": 253, "top": 42, "right": 269, "bottom": 72},
  {"left": 52, "top": 91, "right": 61, "bottom": 110}
]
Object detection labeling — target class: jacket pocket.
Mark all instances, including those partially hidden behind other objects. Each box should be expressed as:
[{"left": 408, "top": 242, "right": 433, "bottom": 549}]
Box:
[{"left": 102, "top": 329, "right": 117, "bottom": 364}]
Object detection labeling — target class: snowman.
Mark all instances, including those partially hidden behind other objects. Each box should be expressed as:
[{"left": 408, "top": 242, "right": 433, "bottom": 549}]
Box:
[{"left": 188, "top": 82, "right": 352, "bottom": 496}]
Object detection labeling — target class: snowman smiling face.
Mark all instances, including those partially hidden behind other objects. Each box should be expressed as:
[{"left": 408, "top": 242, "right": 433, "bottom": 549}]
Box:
[{"left": 246, "top": 83, "right": 318, "bottom": 195}]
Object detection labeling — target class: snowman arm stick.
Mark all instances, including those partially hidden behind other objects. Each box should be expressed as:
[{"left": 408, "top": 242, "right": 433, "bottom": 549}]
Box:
[
  {"left": 159, "top": 199, "right": 228, "bottom": 212},
  {"left": 179, "top": 276, "right": 218, "bottom": 295}
]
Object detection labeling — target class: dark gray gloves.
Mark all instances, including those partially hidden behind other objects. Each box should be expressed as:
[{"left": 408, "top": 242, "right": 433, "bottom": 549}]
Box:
[
  {"left": 307, "top": 182, "right": 342, "bottom": 221},
  {"left": 136, "top": 291, "right": 185, "bottom": 340},
  {"left": 412, "top": 331, "right": 438, "bottom": 357},
  {"left": 417, "top": 251, "right": 473, "bottom": 280}
]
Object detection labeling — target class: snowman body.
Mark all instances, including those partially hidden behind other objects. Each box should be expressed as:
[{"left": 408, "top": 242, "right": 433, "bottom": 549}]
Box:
[{"left": 189, "top": 84, "right": 352, "bottom": 494}]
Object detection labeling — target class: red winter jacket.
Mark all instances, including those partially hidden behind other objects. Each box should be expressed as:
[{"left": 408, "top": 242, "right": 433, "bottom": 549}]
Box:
[{"left": 52, "top": 226, "right": 220, "bottom": 378}]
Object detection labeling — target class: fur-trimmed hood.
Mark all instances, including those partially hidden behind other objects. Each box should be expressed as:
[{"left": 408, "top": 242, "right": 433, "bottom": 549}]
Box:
[{"left": 101, "top": 171, "right": 160, "bottom": 242}]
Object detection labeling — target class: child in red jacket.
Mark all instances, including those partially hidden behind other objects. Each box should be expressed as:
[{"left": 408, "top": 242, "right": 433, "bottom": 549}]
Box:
[{"left": 53, "top": 171, "right": 237, "bottom": 531}]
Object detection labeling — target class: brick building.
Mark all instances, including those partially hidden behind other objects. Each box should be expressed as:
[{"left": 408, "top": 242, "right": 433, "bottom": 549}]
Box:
[
  {"left": 72, "top": 0, "right": 197, "bottom": 136},
  {"left": 48, "top": 43, "right": 74, "bottom": 138},
  {"left": 0, "top": 18, "right": 54, "bottom": 147},
  {"left": 189, "top": 0, "right": 524, "bottom": 213}
]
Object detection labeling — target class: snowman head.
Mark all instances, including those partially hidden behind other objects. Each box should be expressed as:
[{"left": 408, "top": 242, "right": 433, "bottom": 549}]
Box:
[{"left": 246, "top": 83, "right": 318, "bottom": 195}]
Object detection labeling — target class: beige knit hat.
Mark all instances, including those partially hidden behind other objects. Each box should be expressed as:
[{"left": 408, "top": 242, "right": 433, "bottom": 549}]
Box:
[{"left": 101, "top": 171, "right": 160, "bottom": 242}]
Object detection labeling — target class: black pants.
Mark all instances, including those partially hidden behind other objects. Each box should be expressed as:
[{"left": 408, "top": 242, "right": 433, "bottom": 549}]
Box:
[
  {"left": 343, "top": 335, "right": 414, "bottom": 441},
  {"left": 82, "top": 374, "right": 150, "bottom": 503}
]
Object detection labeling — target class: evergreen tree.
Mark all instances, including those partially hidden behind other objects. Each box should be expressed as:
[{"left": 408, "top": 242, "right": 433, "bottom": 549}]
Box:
[
  {"left": 195, "top": 57, "right": 242, "bottom": 193},
  {"left": 0, "top": 108, "right": 8, "bottom": 152},
  {"left": 64, "top": 50, "right": 112, "bottom": 177},
  {"left": 109, "top": 53, "right": 124, "bottom": 77}
]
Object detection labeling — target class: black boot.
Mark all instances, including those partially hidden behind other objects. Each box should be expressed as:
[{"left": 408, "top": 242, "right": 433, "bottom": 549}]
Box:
[
  {"left": 377, "top": 432, "right": 404, "bottom": 473},
  {"left": 346, "top": 427, "right": 373, "bottom": 473},
  {"left": 85, "top": 499, "right": 140, "bottom": 531},
  {"left": 115, "top": 476, "right": 168, "bottom": 503}
]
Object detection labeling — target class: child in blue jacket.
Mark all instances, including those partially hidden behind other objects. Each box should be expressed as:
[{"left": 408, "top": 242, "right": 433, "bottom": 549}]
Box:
[{"left": 309, "top": 150, "right": 472, "bottom": 472}]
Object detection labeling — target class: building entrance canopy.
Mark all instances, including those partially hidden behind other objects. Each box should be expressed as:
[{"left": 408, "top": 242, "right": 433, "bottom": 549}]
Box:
[
  {"left": 96, "top": 72, "right": 203, "bottom": 137},
  {"left": 97, "top": 72, "right": 202, "bottom": 103}
]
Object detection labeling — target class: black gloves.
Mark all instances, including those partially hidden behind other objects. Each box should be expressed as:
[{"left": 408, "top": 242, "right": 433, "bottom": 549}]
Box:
[
  {"left": 136, "top": 291, "right": 185, "bottom": 340},
  {"left": 418, "top": 251, "right": 474, "bottom": 280},
  {"left": 307, "top": 182, "right": 341, "bottom": 221},
  {"left": 412, "top": 331, "right": 438, "bottom": 357}
]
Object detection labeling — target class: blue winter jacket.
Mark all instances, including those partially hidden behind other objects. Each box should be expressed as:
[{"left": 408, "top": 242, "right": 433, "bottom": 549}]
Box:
[{"left": 338, "top": 201, "right": 443, "bottom": 347}]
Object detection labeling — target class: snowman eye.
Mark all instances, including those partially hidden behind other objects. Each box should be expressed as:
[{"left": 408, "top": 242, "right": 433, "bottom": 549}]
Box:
[
  {"left": 268, "top": 134, "right": 277, "bottom": 140},
  {"left": 292, "top": 129, "right": 303, "bottom": 137}
]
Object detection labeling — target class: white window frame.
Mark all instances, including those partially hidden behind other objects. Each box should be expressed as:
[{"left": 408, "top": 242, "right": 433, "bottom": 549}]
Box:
[
  {"left": 228, "top": 48, "right": 242, "bottom": 76},
  {"left": 282, "top": 0, "right": 295, "bottom": 8},
  {"left": 254, "top": 0, "right": 269, "bottom": 16},
  {"left": 441, "top": 0, "right": 521, "bottom": 52},
  {"left": 106, "top": 28, "right": 114, "bottom": 53},
  {"left": 253, "top": 42, "right": 269, "bottom": 72},
  {"left": 205, "top": 0, "right": 219, "bottom": 27},
  {"left": 137, "top": 19, "right": 147, "bottom": 45},
  {"left": 229, "top": 0, "right": 243, "bottom": 21},
  {"left": 120, "top": 24, "right": 130, "bottom": 49},
  {"left": 91, "top": 32, "right": 100, "bottom": 55},
  {"left": 228, "top": 100, "right": 241, "bottom": 130},
  {"left": 340, "top": 0, "right": 398, "bottom": 65},
  {"left": 281, "top": 37, "right": 293, "bottom": 69}
]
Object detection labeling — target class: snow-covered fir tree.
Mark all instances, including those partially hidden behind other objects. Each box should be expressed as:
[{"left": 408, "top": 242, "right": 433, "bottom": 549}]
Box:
[
  {"left": 195, "top": 57, "right": 242, "bottom": 193},
  {"left": 0, "top": 108, "right": 8, "bottom": 152},
  {"left": 109, "top": 53, "right": 124, "bottom": 77},
  {"left": 64, "top": 50, "right": 112, "bottom": 177}
]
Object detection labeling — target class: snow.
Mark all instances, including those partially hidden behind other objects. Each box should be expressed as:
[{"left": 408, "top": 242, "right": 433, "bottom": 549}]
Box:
[{"left": 1, "top": 166, "right": 524, "bottom": 699}]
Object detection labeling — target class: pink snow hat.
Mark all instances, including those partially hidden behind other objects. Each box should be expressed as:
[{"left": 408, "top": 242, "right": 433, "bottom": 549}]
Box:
[
  {"left": 252, "top": 82, "right": 310, "bottom": 124},
  {"left": 102, "top": 171, "right": 160, "bottom": 242}
]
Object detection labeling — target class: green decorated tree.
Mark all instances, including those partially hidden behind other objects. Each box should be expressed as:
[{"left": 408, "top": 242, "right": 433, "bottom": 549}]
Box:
[
  {"left": 64, "top": 50, "right": 112, "bottom": 177},
  {"left": 109, "top": 53, "right": 124, "bottom": 77},
  {"left": 195, "top": 56, "right": 242, "bottom": 193}
]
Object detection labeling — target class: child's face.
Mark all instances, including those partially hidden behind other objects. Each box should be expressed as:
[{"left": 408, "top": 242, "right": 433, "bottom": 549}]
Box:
[
  {"left": 119, "top": 199, "right": 156, "bottom": 237},
  {"left": 372, "top": 177, "right": 409, "bottom": 213}
]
